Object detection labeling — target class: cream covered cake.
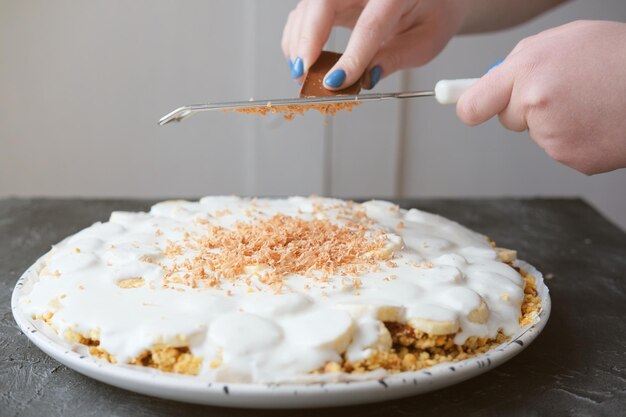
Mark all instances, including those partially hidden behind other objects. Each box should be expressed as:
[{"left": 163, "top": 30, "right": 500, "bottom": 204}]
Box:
[{"left": 19, "top": 197, "right": 541, "bottom": 383}]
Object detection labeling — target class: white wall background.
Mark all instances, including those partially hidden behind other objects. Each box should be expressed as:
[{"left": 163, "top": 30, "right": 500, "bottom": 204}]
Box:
[{"left": 1, "top": 1, "right": 625, "bottom": 230}]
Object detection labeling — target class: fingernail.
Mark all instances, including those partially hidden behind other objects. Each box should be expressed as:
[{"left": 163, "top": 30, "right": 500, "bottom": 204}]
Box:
[
  {"left": 289, "top": 58, "right": 293, "bottom": 73},
  {"left": 369, "top": 65, "right": 382, "bottom": 89},
  {"left": 486, "top": 58, "right": 505, "bottom": 73},
  {"left": 291, "top": 56, "right": 304, "bottom": 78},
  {"left": 324, "top": 69, "right": 346, "bottom": 88}
]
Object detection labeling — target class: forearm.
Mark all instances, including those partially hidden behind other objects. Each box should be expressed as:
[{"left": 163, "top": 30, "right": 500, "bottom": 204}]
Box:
[{"left": 456, "top": 0, "right": 569, "bottom": 34}]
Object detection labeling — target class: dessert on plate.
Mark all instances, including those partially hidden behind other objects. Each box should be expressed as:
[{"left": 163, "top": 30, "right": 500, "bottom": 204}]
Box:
[{"left": 19, "top": 197, "right": 541, "bottom": 383}]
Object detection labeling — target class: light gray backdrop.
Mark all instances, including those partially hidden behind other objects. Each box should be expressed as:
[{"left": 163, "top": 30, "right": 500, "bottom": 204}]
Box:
[{"left": 1, "top": 1, "right": 625, "bottom": 229}]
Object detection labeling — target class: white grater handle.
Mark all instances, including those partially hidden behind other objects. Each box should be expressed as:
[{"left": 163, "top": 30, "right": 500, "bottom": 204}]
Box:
[{"left": 434, "top": 78, "right": 480, "bottom": 104}]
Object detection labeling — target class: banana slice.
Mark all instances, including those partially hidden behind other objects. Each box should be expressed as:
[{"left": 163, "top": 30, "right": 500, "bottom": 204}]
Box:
[
  {"left": 496, "top": 248, "right": 517, "bottom": 263},
  {"left": 467, "top": 300, "right": 489, "bottom": 324},
  {"left": 367, "top": 233, "right": 403, "bottom": 260},
  {"left": 345, "top": 319, "right": 392, "bottom": 362},
  {"left": 434, "top": 286, "right": 489, "bottom": 324},
  {"left": 458, "top": 246, "right": 499, "bottom": 261},
  {"left": 335, "top": 303, "right": 405, "bottom": 322},
  {"left": 377, "top": 305, "right": 404, "bottom": 322},
  {"left": 408, "top": 317, "right": 460, "bottom": 335},
  {"left": 413, "top": 265, "right": 463, "bottom": 286},
  {"left": 282, "top": 310, "right": 355, "bottom": 353},
  {"left": 209, "top": 312, "right": 283, "bottom": 356},
  {"left": 386, "top": 233, "right": 404, "bottom": 250},
  {"left": 406, "top": 304, "right": 460, "bottom": 335},
  {"left": 361, "top": 200, "right": 401, "bottom": 220},
  {"left": 466, "top": 261, "right": 524, "bottom": 286},
  {"left": 372, "top": 321, "right": 392, "bottom": 351},
  {"left": 405, "top": 208, "right": 447, "bottom": 226},
  {"left": 403, "top": 236, "right": 452, "bottom": 252},
  {"left": 241, "top": 293, "right": 312, "bottom": 317},
  {"left": 371, "top": 246, "right": 394, "bottom": 260},
  {"left": 431, "top": 253, "right": 468, "bottom": 269}
]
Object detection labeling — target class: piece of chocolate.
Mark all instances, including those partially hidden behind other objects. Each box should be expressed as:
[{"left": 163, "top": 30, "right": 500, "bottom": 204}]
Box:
[{"left": 299, "top": 51, "right": 362, "bottom": 98}]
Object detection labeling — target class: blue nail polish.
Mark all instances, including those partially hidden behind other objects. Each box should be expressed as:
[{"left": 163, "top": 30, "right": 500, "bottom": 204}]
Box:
[
  {"left": 289, "top": 58, "right": 293, "bottom": 73},
  {"left": 291, "top": 56, "right": 304, "bottom": 78},
  {"left": 369, "top": 65, "right": 382, "bottom": 89},
  {"left": 324, "top": 69, "right": 346, "bottom": 88},
  {"left": 486, "top": 58, "right": 505, "bottom": 73}
]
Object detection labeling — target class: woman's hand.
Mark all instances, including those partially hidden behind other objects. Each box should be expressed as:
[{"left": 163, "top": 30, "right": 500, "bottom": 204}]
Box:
[
  {"left": 281, "top": 0, "right": 466, "bottom": 90},
  {"left": 457, "top": 20, "right": 626, "bottom": 175}
]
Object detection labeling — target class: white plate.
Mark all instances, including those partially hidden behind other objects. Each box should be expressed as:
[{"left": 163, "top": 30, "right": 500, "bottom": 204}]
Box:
[{"left": 12, "top": 258, "right": 550, "bottom": 409}]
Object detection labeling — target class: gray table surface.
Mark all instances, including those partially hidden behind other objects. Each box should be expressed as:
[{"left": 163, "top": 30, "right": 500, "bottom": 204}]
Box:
[{"left": 1, "top": 198, "right": 625, "bottom": 417}]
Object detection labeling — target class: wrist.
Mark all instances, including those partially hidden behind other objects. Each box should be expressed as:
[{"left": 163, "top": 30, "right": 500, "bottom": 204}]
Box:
[{"left": 441, "top": 0, "right": 472, "bottom": 37}]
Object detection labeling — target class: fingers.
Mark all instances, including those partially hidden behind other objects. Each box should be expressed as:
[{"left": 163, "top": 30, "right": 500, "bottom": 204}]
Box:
[
  {"left": 497, "top": 93, "right": 528, "bottom": 132},
  {"left": 362, "top": 23, "right": 452, "bottom": 89},
  {"left": 462, "top": 33, "right": 555, "bottom": 130},
  {"left": 361, "top": 30, "right": 414, "bottom": 89},
  {"left": 289, "top": 2, "right": 307, "bottom": 78},
  {"left": 281, "top": 9, "right": 295, "bottom": 61},
  {"left": 282, "top": 0, "right": 361, "bottom": 82},
  {"left": 295, "top": 0, "right": 335, "bottom": 79},
  {"left": 281, "top": 1, "right": 307, "bottom": 79},
  {"left": 456, "top": 61, "right": 516, "bottom": 127},
  {"left": 323, "top": 0, "right": 405, "bottom": 90},
  {"left": 282, "top": 0, "right": 408, "bottom": 88}
]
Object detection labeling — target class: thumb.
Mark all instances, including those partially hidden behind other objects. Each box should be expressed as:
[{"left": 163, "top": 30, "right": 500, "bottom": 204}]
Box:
[{"left": 456, "top": 60, "right": 515, "bottom": 126}]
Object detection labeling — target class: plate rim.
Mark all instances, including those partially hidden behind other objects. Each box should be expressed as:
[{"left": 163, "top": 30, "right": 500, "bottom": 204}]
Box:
[{"left": 11, "top": 257, "right": 551, "bottom": 408}]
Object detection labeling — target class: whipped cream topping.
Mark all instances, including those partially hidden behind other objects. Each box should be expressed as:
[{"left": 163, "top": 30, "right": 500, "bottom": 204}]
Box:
[{"left": 20, "top": 197, "right": 526, "bottom": 383}]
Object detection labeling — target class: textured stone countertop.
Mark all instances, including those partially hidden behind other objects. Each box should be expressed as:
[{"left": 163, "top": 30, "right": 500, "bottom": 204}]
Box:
[{"left": 1, "top": 198, "right": 624, "bottom": 417}]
